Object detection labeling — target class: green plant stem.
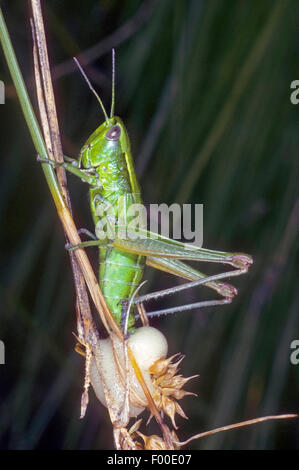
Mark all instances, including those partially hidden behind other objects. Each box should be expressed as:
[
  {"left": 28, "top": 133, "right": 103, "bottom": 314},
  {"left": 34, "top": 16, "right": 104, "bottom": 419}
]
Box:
[
  {"left": 0, "top": 7, "right": 65, "bottom": 211},
  {"left": 0, "top": 7, "right": 121, "bottom": 339}
]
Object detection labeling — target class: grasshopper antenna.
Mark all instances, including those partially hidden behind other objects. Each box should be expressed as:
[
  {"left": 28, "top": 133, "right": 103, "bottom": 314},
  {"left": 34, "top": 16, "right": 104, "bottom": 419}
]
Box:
[
  {"left": 110, "top": 48, "right": 115, "bottom": 118},
  {"left": 73, "top": 57, "right": 109, "bottom": 122}
]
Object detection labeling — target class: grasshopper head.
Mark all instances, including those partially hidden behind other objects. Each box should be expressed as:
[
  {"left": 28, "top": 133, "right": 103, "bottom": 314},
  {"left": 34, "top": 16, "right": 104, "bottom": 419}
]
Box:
[
  {"left": 75, "top": 51, "right": 131, "bottom": 171},
  {"left": 79, "top": 116, "right": 130, "bottom": 169}
]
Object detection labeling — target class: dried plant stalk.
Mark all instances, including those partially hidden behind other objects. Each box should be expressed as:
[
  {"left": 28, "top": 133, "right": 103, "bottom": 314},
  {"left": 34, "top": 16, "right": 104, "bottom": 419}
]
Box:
[
  {"left": 30, "top": 0, "right": 121, "bottom": 340},
  {"left": 29, "top": 0, "right": 165, "bottom": 443}
]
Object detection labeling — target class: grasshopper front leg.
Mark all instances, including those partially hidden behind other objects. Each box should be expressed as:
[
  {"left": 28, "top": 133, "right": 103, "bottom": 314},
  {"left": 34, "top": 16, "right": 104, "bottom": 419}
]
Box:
[{"left": 37, "top": 155, "right": 101, "bottom": 187}]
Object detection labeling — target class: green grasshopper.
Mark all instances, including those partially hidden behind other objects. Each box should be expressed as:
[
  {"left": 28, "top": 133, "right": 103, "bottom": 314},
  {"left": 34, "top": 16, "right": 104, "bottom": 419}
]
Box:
[{"left": 39, "top": 51, "right": 252, "bottom": 331}]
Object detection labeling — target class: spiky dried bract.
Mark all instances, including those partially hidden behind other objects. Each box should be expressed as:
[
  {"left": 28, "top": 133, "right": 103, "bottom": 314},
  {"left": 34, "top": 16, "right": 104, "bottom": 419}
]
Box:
[
  {"left": 137, "top": 427, "right": 180, "bottom": 450},
  {"left": 114, "top": 353, "right": 199, "bottom": 450},
  {"left": 116, "top": 420, "right": 144, "bottom": 450},
  {"left": 119, "top": 420, "right": 179, "bottom": 450},
  {"left": 148, "top": 354, "right": 198, "bottom": 429}
]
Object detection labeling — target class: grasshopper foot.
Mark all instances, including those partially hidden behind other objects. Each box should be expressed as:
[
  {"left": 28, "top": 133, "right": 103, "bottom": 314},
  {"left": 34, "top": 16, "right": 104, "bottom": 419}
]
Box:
[
  {"left": 37, "top": 154, "right": 49, "bottom": 163},
  {"left": 231, "top": 254, "right": 253, "bottom": 271},
  {"left": 37, "top": 154, "right": 62, "bottom": 168},
  {"left": 65, "top": 242, "right": 78, "bottom": 251}
]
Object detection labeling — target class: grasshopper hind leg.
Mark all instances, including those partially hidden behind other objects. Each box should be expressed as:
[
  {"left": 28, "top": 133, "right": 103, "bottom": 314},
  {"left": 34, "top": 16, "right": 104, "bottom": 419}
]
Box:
[
  {"left": 127, "top": 269, "right": 240, "bottom": 320},
  {"left": 142, "top": 297, "right": 232, "bottom": 319}
]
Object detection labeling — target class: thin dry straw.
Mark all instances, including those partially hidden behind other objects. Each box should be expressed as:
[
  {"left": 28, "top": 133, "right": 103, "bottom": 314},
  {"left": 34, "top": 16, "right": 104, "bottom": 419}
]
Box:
[{"left": 175, "top": 414, "right": 298, "bottom": 446}]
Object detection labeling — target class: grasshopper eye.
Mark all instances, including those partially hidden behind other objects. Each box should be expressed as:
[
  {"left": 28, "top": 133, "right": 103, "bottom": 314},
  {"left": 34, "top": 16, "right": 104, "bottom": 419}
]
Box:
[{"left": 105, "top": 125, "right": 121, "bottom": 141}]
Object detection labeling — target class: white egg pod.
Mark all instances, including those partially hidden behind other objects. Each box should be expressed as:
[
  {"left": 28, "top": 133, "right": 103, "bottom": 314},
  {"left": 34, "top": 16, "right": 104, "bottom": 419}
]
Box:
[{"left": 89, "top": 326, "right": 168, "bottom": 418}]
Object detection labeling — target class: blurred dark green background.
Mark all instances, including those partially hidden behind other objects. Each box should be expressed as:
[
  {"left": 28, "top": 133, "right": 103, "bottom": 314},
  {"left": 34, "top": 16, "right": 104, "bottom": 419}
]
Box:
[{"left": 0, "top": 0, "right": 298, "bottom": 450}]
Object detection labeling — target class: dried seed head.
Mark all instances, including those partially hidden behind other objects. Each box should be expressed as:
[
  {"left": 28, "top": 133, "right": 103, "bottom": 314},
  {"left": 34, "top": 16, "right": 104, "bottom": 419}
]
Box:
[
  {"left": 149, "top": 354, "right": 198, "bottom": 429},
  {"left": 86, "top": 326, "right": 200, "bottom": 448}
]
